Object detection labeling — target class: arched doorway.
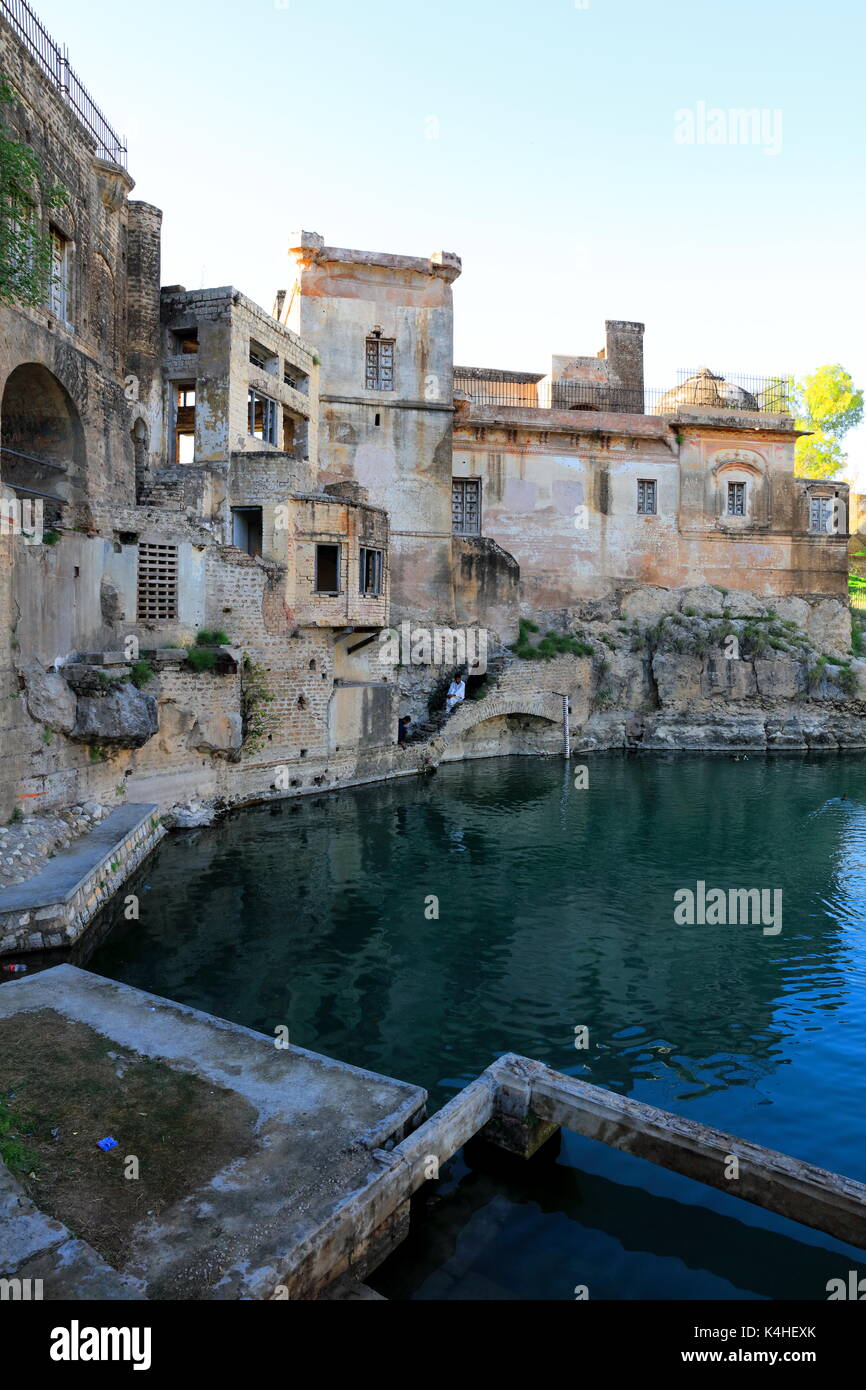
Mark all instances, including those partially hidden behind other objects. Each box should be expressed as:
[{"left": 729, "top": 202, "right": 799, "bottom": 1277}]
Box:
[{"left": 0, "top": 363, "right": 85, "bottom": 523}]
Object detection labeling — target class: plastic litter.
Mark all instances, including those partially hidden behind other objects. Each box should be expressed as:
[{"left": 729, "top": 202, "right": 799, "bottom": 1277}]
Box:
[{"left": 96, "top": 1136, "right": 118, "bottom": 1151}]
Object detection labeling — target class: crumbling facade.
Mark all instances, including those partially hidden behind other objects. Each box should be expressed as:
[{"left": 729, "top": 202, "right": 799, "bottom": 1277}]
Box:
[{"left": 0, "top": 2, "right": 858, "bottom": 840}]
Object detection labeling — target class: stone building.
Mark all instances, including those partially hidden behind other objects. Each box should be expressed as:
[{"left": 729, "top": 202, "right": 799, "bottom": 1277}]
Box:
[
  {"left": 0, "top": 5, "right": 395, "bottom": 822},
  {"left": 0, "top": 1, "right": 858, "bottom": 842},
  {"left": 283, "top": 239, "right": 849, "bottom": 631},
  {"left": 280, "top": 232, "right": 461, "bottom": 625}
]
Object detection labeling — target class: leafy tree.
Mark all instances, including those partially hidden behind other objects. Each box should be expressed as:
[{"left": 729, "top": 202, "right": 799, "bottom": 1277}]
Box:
[
  {"left": 0, "top": 75, "right": 67, "bottom": 308},
  {"left": 792, "top": 364, "right": 863, "bottom": 478}
]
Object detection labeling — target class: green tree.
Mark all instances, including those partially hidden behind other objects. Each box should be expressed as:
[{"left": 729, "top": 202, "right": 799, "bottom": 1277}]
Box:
[
  {"left": 792, "top": 364, "right": 863, "bottom": 478},
  {"left": 0, "top": 75, "right": 67, "bottom": 308}
]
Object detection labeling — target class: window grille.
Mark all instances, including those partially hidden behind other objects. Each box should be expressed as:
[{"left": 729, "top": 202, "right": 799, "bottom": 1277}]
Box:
[
  {"left": 810, "top": 497, "right": 834, "bottom": 533},
  {"left": 365, "top": 337, "right": 394, "bottom": 391},
  {"left": 452, "top": 478, "right": 481, "bottom": 535},
  {"left": 727, "top": 481, "right": 746, "bottom": 516},
  {"left": 637, "top": 479, "right": 657, "bottom": 515},
  {"left": 137, "top": 543, "right": 178, "bottom": 620}
]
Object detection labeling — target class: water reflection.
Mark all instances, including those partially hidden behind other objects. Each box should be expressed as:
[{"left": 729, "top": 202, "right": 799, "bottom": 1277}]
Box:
[{"left": 81, "top": 753, "right": 866, "bottom": 1298}]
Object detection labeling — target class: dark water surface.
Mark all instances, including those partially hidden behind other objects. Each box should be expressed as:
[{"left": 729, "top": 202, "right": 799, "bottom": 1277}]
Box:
[{"left": 86, "top": 754, "right": 866, "bottom": 1299}]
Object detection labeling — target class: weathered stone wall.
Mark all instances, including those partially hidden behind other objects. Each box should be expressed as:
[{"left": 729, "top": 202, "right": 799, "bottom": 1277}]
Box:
[
  {"left": 160, "top": 288, "right": 319, "bottom": 486},
  {"left": 0, "top": 16, "right": 139, "bottom": 519},
  {"left": 284, "top": 233, "right": 461, "bottom": 625},
  {"left": 452, "top": 403, "right": 849, "bottom": 612}
]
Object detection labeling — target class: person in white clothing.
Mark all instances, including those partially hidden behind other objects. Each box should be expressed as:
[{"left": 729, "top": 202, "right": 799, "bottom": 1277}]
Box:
[{"left": 445, "top": 674, "right": 466, "bottom": 715}]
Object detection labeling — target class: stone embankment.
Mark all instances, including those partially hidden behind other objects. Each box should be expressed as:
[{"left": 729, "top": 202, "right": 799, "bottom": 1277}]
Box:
[
  {"left": 433, "top": 586, "right": 866, "bottom": 758},
  {"left": 0, "top": 803, "right": 113, "bottom": 888}
]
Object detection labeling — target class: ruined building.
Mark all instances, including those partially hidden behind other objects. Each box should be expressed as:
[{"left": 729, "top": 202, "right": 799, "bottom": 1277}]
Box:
[{"left": 0, "top": 1, "right": 858, "bottom": 852}]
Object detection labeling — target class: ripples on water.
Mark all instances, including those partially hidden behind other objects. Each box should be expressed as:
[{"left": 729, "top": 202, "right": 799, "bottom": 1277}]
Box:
[{"left": 86, "top": 754, "right": 866, "bottom": 1299}]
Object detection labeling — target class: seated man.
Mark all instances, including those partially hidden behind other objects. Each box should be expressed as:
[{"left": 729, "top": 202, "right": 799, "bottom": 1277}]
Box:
[
  {"left": 445, "top": 674, "right": 466, "bottom": 715},
  {"left": 397, "top": 714, "right": 412, "bottom": 746}
]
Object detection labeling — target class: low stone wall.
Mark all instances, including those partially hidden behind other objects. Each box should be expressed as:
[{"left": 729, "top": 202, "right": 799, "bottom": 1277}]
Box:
[{"left": 0, "top": 806, "right": 165, "bottom": 957}]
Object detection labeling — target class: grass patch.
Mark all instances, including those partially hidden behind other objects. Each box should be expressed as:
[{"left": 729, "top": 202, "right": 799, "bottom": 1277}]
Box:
[
  {"left": 186, "top": 647, "right": 216, "bottom": 672},
  {"left": 195, "top": 629, "right": 230, "bottom": 647},
  {"left": 129, "top": 660, "right": 154, "bottom": 690},
  {"left": 0, "top": 1010, "right": 256, "bottom": 1268},
  {"left": 0, "top": 1097, "right": 37, "bottom": 1174},
  {"left": 510, "top": 618, "right": 593, "bottom": 661}
]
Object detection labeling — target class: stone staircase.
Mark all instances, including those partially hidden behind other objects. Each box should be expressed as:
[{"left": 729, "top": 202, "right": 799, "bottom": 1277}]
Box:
[
  {"left": 138, "top": 468, "right": 187, "bottom": 509},
  {"left": 407, "top": 651, "right": 510, "bottom": 744}
]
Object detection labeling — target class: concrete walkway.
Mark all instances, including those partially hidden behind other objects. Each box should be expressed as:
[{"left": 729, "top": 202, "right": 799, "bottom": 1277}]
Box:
[
  {"left": 0, "top": 966, "right": 426, "bottom": 1299},
  {"left": 0, "top": 805, "right": 164, "bottom": 955}
]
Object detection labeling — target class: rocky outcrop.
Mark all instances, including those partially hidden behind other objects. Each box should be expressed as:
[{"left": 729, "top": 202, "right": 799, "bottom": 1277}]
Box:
[
  {"left": 807, "top": 598, "right": 852, "bottom": 662},
  {"left": 165, "top": 799, "right": 217, "bottom": 828},
  {"left": 466, "top": 584, "right": 866, "bottom": 757},
  {"left": 19, "top": 657, "right": 77, "bottom": 733},
  {"left": 71, "top": 684, "right": 158, "bottom": 748}
]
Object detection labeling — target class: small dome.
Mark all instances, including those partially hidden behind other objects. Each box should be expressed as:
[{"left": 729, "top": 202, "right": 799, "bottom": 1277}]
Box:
[{"left": 655, "top": 367, "right": 757, "bottom": 414}]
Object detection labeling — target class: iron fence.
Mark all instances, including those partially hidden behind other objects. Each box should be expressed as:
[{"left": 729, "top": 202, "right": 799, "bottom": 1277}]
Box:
[
  {"left": 674, "top": 368, "right": 791, "bottom": 414},
  {"left": 453, "top": 377, "right": 664, "bottom": 413},
  {"left": 1, "top": 0, "right": 127, "bottom": 166},
  {"left": 454, "top": 370, "right": 792, "bottom": 416}
]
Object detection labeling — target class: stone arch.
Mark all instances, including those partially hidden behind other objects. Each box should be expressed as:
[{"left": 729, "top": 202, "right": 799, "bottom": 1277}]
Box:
[
  {"left": 0, "top": 363, "right": 86, "bottom": 522},
  {"left": 438, "top": 690, "right": 566, "bottom": 746},
  {"left": 710, "top": 448, "right": 770, "bottom": 526}
]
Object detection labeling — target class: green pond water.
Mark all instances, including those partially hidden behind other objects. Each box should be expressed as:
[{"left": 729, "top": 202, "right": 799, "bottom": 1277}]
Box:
[{"left": 86, "top": 753, "right": 866, "bottom": 1300}]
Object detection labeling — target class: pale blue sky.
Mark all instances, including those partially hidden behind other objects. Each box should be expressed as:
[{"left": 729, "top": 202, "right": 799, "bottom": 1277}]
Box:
[{"left": 31, "top": 0, "right": 866, "bottom": 477}]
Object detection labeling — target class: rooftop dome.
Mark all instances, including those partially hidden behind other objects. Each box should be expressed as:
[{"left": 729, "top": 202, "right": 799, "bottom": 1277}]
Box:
[{"left": 654, "top": 367, "right": 758, "bottom": 415}]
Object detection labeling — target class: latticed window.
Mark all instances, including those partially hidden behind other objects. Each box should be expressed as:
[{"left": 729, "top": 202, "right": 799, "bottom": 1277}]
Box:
[
  {"left": 137, "top": 543, "right": 178, "bottom": 620},
  {"left": 637, "top": 479, "right": 657, "bottom": 515},
  {"left": 452, "top": 478, "right": 481, "bottom": 535},
  {"left": 810, "top": 496, "right": 834, "bottom": 533},
  {"left": 365, "top": 336, "right": 394, "bottom": 390},
  {"left": 727, "top": 481, "right": 746, "bottom": 516}
]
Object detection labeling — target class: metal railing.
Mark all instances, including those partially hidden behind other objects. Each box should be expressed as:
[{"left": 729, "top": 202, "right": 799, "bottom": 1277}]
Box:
[
  {"left": 674, "top": 368, "right": 791, "bottom": 414},
  {"left": 453, "top": 377, "right": 663, "bottom": 413},
  {"left": 0, "top": 0, "right": 127, "bottom": 166},
  {"left": 454, "top": 371, "right": 792, "bottom": 416}
]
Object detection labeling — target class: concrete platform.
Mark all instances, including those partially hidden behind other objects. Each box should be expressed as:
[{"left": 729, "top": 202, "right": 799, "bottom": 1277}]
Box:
[
  {"left": 0, "top": 806, "right": 164, "bottom": 956},
  {"left": 0, "top": 965, "right": 427, "bottom": 1299}
]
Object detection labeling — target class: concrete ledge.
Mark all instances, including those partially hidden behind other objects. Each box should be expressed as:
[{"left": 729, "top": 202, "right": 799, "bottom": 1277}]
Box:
[
  {"left": 0, "top": 1160, "right": 146, "bottom": 1299},
  {"left": 0, "top": 805, "right": 164, "bottom": 956},
  {"left": 0, "top": 966, "right": 427, "bottom": 1300}
]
